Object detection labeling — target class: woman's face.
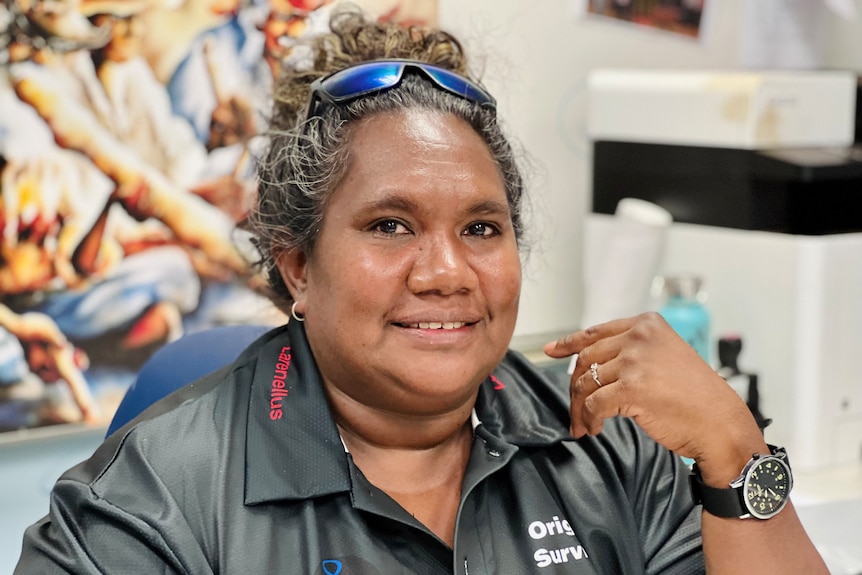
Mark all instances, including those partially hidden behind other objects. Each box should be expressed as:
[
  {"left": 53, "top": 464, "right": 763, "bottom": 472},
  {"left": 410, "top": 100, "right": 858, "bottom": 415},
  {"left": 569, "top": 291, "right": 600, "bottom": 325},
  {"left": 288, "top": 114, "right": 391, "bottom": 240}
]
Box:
[
  {"left": 280, "top": 109, "right": 521, "bottom": 415},
  {"left": 92, "top": 15, "right": 144, "bottom": 63}
]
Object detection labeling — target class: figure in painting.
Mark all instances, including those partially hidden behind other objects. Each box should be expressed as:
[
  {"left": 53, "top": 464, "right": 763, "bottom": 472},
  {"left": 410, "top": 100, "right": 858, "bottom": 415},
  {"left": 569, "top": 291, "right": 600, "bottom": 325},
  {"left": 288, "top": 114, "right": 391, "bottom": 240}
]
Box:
[
  {"left": 0, "top": 0, "right": 437, "bottom": 431},
  {"left": 0, "top": 0, "right": 248, "bottom": 428}
]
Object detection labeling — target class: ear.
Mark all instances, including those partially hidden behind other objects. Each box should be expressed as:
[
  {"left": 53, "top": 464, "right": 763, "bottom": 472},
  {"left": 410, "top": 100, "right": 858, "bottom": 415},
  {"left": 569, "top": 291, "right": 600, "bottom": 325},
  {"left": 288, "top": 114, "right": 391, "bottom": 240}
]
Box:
[{"left": 275, "top": 248, "right": 309, "bottom": 302}]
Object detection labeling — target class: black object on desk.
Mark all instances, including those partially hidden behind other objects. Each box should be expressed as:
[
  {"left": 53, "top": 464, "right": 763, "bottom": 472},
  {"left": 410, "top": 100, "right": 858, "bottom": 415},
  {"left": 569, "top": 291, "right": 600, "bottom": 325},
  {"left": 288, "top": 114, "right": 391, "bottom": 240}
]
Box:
[
  {"left": 592, "top": 141, "right": 862, "bottom": 235},
  {"left": 717, "top": 335, "right": 772, "bottom": 432}
]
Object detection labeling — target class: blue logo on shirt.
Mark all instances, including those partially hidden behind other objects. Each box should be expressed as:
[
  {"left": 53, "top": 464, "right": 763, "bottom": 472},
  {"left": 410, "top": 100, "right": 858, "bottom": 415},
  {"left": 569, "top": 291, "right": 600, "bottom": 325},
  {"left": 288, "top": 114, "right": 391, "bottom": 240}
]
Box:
[{"left": 322, "top": 559, "right": 343, "bottom": 575}]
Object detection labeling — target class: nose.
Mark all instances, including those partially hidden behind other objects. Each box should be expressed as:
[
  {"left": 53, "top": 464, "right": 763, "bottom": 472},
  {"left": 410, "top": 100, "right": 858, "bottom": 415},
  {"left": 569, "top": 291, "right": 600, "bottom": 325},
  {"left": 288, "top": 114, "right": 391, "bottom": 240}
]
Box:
[{"left": 406, "top": 232, "right": 478, "bottom": 296}]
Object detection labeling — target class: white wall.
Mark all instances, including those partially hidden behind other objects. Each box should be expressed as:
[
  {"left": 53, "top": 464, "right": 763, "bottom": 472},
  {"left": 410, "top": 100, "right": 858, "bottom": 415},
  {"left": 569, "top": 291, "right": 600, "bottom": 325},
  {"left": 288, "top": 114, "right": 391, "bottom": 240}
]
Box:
[
  {"left": 825, "top": 5, "right": 862, "bottom": 71},
  {"left": 439, "top": 0, "right": 755, "bottom": 348},
  {"left": 436, "top": 1, "right": 862, "bottom": 467}
]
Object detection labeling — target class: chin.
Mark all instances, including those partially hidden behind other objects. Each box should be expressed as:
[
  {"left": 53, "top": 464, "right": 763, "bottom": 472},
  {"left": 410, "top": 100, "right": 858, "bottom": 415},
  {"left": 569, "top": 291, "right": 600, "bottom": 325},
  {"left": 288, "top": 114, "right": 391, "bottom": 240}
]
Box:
[{"left": 396, "top": 360, "right": 492, "bottom": 401}]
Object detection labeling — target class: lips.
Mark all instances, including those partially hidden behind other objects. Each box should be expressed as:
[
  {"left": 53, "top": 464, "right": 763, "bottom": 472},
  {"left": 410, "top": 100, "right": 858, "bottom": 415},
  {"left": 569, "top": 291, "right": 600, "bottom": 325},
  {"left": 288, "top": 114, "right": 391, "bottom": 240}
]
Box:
[
  {"left": 404, "top": 321, "right": 467, "bottom": 329},
  {"left": 394, "top": 317, "right": 481, "bottom": 330}
]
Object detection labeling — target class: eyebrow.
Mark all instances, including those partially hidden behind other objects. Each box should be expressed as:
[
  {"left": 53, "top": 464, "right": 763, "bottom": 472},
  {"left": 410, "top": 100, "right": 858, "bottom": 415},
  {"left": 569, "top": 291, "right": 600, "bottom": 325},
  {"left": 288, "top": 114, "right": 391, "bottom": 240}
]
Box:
[
  {"left": 466, "top": 198, "right": 512, "bottom": 217},
  {"left": 359, "top": 195, "right": 511, "bottom": 218},
  {"left": 361, "top": 195, "right": 418, "bottom": 215}
]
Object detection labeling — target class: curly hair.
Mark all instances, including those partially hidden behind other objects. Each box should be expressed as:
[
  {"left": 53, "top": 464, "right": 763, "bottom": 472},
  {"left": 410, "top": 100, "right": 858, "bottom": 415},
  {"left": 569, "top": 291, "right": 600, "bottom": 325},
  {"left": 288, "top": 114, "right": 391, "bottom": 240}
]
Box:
[
  {"left": 1, "top": 1, "right": 109, "bottom": 65},
  {"left": 248, "top": 5, "right": 526, "bottom": 314}
]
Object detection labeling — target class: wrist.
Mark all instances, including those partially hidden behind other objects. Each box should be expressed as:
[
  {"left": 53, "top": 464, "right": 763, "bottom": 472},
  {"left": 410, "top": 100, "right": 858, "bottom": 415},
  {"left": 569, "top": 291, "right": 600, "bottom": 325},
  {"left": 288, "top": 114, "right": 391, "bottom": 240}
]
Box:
[
  {"left": 691, "top": 444, "right": 793, "bottom": 519},
  {"left": 695, "top": 430, "right": 769, "bottom": 487}
]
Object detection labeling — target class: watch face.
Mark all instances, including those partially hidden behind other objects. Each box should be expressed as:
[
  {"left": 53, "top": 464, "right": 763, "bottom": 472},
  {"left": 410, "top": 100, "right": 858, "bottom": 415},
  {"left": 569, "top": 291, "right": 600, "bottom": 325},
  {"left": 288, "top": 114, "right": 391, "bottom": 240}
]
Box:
[{"left": 743, "top": 456, "right": 792, "bottom": 519}]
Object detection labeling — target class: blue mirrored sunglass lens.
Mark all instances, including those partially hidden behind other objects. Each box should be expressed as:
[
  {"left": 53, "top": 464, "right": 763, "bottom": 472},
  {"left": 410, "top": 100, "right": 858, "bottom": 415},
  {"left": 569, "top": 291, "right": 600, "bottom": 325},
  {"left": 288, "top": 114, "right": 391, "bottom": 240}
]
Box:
[
  {"left": 319, "top": 61, "right": 495, "bottom": 108},
  {"left": 323, "top": 62, "right": 405, "bottom": 101},
  {"left": 424, "top": 68, "right": 494, "bottom": 106}
]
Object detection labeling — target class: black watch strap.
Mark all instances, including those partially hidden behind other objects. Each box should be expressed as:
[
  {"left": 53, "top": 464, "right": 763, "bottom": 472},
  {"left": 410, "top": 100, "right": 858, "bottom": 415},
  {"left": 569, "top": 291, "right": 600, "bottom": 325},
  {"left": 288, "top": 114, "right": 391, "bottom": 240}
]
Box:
[
  {"left": 689, "top": 444, "right": 789, "bottom": 519},
  {"left": 689, "top": 468, "right": 745, "bottom": 518}
]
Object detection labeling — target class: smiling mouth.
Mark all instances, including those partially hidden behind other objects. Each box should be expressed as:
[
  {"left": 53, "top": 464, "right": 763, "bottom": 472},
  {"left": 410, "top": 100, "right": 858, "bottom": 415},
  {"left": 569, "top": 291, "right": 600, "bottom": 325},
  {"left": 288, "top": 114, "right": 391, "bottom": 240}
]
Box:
[{"left": 399, "top": 321, "right": 469, "bottom": 330}]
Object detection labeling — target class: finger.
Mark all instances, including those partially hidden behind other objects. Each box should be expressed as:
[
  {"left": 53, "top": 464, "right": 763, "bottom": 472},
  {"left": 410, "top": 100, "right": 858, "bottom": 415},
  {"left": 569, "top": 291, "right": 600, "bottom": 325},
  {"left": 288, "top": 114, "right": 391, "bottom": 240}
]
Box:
[
  {"left": 543, "top": 331, "right": 586, "bottom": 359},
  {"left": 579, "top": 376, "right": 627, "bottom": 437},
  {"left": 569, "top": 359, "right": 618, "bottom": 437},
  {"left": 544, "top": 322, "right": 617, "bottom": 358},
  {"left": 571, "top": 359, "right": 616, "bottom": 401},
  {"left": 583, "top": 389, "right": 616, "bottom": 436},
  {"left": 544, "top": 315, "right": 640, "bottom": 359},
  {"left": 569, "top": 371, "right": 590, "bottom": 437},
  {"left": 584, "top": 316, "right": 640, "bottom": 340},
  {"left": 569, "top": 336, "right": 624, "bottom": 382}
]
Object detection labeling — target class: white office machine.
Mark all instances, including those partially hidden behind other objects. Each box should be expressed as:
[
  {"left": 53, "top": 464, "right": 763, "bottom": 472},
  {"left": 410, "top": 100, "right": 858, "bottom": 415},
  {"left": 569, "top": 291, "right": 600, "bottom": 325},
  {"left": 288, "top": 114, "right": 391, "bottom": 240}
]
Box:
[{"left": 585, "top": 69, "right": 862, "bottom": 471}]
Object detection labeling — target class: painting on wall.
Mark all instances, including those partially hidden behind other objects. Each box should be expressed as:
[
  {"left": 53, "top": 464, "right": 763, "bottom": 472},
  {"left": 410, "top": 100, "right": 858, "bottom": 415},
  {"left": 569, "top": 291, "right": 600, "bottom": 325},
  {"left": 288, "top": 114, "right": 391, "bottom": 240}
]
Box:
[
  {"left": 586, "top": 0, "right": 707, "bottom": 38},
  {"left": 0, "top": 0, "right": 438, "bottom": 438}
]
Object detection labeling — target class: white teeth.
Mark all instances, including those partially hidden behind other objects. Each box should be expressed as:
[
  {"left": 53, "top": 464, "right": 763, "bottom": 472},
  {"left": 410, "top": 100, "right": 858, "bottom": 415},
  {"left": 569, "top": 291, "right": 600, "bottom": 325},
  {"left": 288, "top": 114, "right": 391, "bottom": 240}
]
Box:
[{"left": 413, "top": 322, "right": 465, "bottom": 329}]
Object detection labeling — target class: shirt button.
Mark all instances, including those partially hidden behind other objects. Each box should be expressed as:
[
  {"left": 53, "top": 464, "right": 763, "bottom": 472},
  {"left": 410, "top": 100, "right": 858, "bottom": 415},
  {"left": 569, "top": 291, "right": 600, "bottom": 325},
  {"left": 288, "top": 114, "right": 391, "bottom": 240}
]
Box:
[{"left": 488, "top": 449, "right": 501, "bottom": 458}]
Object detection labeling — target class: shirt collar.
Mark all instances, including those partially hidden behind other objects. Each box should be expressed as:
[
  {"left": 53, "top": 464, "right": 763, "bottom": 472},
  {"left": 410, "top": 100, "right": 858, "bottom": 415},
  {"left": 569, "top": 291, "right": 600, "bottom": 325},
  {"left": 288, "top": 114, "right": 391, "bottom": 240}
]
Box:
[
  {"left": 244, "top": 320, "right": 351, "bottom": 505},
  {"left": 243, "top": 321, "right": 572, "bottom": 505},
  {"left": 474, "top": 350, "right": 574, "bottom": 447}
]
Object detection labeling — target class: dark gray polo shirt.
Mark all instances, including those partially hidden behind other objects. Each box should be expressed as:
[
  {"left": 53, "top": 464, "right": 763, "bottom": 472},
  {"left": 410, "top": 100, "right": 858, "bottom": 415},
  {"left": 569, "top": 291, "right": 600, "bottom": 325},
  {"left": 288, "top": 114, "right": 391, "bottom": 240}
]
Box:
[{"left": 15, "top": 320, "right": 703, "bottom": 574}]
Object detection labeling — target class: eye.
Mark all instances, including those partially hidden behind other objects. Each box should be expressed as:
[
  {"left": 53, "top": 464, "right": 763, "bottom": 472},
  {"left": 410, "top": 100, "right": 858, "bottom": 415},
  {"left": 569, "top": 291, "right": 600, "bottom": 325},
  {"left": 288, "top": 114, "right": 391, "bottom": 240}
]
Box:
[
  {"left": 464, "top": 222, "right": 499, "bottom": 238},
  {"left": 372, "top": 219, "right": 410, "bottom": 235}
]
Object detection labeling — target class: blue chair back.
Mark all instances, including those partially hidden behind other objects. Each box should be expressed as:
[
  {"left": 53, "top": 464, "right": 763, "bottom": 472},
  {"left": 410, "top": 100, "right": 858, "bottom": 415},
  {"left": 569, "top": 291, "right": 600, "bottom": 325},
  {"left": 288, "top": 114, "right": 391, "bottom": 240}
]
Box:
[{"left": 106, "top": 324, "right": 269, "bottom": 436}]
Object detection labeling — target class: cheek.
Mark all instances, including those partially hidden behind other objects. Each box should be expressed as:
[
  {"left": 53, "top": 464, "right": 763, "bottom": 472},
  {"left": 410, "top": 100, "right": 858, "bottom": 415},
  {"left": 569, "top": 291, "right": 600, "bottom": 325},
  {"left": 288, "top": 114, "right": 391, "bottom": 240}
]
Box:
[
  {"left": 479, "top": 249, "right": 522, "bottom": 309},
  {"left": 311, "top": 249, "right": 408, "bottom": 307}
]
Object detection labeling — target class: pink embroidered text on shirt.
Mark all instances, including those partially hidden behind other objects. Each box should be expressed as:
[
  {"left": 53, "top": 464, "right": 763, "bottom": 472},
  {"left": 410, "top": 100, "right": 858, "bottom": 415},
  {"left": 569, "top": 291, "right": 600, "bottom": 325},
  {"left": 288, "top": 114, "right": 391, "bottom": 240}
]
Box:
[{"left": 269, "top": 346, "right": 291, "bottom": 420}]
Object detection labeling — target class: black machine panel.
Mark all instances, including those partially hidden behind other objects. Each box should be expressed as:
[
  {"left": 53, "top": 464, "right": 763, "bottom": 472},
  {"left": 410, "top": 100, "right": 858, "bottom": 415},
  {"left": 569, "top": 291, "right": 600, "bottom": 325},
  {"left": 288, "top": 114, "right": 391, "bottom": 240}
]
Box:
[{"left": 592, "top": 141, "right": 862, "bottom": 235}]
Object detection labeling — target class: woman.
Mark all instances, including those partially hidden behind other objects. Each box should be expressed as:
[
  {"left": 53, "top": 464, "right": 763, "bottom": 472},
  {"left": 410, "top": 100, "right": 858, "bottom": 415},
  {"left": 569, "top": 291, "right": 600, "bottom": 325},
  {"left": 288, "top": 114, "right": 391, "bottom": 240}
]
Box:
[{"left": 15, "top": 8, "right": 827, "bottom": 574}]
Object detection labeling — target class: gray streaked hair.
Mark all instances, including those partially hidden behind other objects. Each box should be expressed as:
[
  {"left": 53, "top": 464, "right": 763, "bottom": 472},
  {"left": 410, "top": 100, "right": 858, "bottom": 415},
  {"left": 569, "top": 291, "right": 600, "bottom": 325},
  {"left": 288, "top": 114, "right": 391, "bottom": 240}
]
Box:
[{"left": 247, "top": 12, "right": 526, "bottom": 314}]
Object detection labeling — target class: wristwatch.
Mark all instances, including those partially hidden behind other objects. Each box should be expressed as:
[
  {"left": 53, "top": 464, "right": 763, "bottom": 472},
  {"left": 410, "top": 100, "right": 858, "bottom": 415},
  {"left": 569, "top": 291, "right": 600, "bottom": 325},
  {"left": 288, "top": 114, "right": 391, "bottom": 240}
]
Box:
[{"left": 689, "top": 445, "right": 793, "bottom": 519}]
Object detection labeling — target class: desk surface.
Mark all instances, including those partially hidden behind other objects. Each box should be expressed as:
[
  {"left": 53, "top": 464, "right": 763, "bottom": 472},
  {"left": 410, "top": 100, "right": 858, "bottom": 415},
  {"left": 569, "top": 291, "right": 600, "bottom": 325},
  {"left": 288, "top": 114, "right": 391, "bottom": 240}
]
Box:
[{"left": 793, "top": 463, "right": 862, "bottom": 575}]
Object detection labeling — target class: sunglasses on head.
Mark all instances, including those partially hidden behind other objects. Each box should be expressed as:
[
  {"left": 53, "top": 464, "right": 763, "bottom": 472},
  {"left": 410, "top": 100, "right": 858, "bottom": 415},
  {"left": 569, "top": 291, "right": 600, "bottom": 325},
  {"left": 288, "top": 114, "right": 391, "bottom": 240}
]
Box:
[{"left": 304, "top": 59, "right": 497, "bottom": 124}]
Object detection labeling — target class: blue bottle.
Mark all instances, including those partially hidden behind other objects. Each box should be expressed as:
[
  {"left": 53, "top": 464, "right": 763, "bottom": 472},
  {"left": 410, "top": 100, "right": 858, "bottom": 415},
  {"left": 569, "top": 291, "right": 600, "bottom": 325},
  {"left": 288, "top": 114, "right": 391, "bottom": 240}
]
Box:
[{"left": 658, "top": 276, "right": 710, "bottom": 365}]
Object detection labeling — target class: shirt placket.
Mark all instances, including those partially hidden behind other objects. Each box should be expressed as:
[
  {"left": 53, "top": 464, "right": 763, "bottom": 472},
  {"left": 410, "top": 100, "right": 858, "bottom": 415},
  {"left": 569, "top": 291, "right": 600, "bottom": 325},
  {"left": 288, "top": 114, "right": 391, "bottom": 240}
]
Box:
[{"left": 453, "top": 428, "right": 518, "bottom": 575}]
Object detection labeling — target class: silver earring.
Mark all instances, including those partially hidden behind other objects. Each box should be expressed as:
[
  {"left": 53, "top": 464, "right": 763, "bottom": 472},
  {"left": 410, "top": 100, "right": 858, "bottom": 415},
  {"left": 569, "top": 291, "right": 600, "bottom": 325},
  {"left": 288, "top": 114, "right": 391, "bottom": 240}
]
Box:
[{"left": 290, "top": 301, "right": 305, "bottom": 322}]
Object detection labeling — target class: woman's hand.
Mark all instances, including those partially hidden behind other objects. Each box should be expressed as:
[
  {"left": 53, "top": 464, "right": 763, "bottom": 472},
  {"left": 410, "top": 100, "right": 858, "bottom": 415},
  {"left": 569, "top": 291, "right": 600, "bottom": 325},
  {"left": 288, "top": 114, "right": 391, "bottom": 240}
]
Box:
[{"left": 544, "top": 312, "right": 765, "bottom": 479}]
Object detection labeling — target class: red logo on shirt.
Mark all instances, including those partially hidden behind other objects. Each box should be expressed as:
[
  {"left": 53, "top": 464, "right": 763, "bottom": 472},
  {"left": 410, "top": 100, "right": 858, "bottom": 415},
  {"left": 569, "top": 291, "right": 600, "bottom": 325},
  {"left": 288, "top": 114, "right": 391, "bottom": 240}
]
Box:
[
  {"left": 269, "top": 346, "right": 291, "bottom": 420},
  {"left": 490, "top": 374, "right": 505, "bottom": 390}
]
